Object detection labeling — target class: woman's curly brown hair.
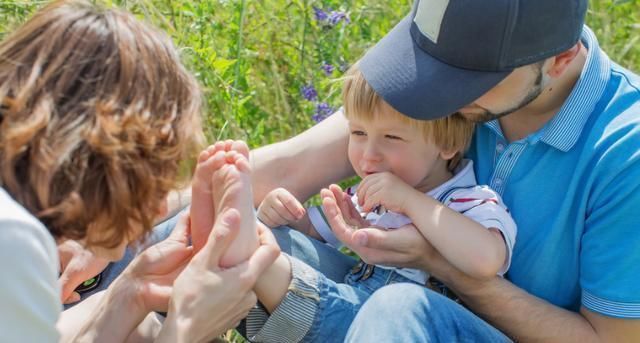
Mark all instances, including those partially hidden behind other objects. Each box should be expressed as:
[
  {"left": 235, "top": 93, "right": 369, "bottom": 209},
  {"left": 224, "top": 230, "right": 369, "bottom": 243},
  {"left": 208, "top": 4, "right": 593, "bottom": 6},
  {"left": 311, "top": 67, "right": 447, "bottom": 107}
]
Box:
[{"left": 0, "top": 0, "right": 204, "bottom": 248}]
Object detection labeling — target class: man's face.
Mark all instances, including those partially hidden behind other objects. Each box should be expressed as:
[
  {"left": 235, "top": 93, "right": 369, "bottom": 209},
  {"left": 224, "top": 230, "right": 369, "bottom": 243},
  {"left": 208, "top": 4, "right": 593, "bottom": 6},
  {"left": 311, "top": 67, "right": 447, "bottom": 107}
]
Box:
[{"left": 457, "top": 63, "right": 547, "bottom": 123}]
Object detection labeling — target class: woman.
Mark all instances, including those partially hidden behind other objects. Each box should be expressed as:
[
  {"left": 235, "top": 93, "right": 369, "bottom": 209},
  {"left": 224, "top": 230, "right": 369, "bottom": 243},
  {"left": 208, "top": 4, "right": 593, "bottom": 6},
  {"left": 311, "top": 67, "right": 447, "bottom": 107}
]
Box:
[{"left": 0, "top": 1, "right": 278, "bottom": 341}]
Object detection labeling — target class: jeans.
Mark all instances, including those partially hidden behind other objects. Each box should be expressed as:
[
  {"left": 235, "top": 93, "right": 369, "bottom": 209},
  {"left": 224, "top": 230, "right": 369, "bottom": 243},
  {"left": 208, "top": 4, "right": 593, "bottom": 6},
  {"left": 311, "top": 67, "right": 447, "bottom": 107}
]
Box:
[
  {"left": 247, "top": 226, "right": 512, "bottom": 343},
  {"left": 346, "top": 283, "right": 512, "bottom": 342},
  {"left": 247, "top": 257, "right": 422, "bottom": 343},
  {"left": 70, "top": 212, "right": 510, "bottom": 342}
]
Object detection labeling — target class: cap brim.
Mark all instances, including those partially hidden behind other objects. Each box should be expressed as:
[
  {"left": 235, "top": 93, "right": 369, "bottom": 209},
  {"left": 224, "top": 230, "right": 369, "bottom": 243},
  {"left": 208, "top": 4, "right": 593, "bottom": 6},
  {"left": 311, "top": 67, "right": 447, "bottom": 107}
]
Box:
[{"left": 359, "top": 15, "right": 511, "bottom": 120}]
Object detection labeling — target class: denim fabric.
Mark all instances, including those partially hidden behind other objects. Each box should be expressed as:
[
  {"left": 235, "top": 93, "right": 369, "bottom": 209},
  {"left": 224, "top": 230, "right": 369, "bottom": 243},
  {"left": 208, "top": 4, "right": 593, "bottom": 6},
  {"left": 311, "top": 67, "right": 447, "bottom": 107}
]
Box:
[
  {"left": 294, "top": 263, "right": 421, "bottom": 342},
  {"left": 346, "top": 283, "right": 512, "bottom": 342},
  {"left": 247, "top": 232, "right": 426, "bottom": 342},
  {"left": 249, "top": 228, "right": 510, "bottom": 343},
  {"left": 270, "top": 226, "right": 358, "bottom": 282},
  {"left": 243, "top": 226, "right": 361, "bottom": 341}
]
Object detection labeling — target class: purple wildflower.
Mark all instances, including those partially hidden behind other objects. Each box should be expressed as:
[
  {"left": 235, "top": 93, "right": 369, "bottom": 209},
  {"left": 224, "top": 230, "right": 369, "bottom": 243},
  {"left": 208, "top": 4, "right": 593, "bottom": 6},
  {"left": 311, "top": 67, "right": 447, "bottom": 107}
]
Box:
[
  {"left": 328, "top": 11, "right": 350, "bottom": 26},
  {"left": 300, "top": 84, "right": 318, "bottom": 101},
  {"left": 312, "top": 102, "right": 334, "bottom": 123},
  {"left": 321, "top": 62, "right": 334, "bottom": 76},
  {"left": 313, "top": 6, "right": 328, "bottom": 22}
]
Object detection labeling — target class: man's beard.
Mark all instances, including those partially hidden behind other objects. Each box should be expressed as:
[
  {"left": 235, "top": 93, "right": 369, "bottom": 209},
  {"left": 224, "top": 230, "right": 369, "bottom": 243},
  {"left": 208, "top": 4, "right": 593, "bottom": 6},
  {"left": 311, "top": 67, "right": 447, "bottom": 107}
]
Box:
[{"left": 459, "top": 68, "right": 545, "bottom": 123}]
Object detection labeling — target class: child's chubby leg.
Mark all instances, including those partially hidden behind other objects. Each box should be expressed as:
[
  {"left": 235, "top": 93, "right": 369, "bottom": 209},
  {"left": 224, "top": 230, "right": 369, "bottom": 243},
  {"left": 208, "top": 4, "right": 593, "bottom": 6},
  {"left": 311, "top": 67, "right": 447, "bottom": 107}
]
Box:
[
  {"left": 190, "top": 140, "right": 250, "bottom": 254},
  {"left": 247, "top": 253, "right": 371, "bottom": 342}
]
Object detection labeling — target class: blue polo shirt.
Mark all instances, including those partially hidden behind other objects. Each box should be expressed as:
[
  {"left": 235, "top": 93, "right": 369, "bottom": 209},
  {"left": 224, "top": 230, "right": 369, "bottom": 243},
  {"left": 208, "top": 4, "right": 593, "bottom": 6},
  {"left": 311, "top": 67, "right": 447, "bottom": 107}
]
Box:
[{"left": 467, "top": 26, "right": 640, "bottom": 318}]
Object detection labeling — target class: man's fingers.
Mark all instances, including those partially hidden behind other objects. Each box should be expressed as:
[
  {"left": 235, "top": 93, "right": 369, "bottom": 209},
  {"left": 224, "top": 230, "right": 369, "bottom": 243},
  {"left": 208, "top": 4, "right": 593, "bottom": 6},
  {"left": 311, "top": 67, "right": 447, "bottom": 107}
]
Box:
[
  {"left": 200, "top": 208, "right": 242, "bottom": 269},
  {"left": 321, "top": 192, "right": 357, "bottom": 247},
  {"left": 348, "top": 198, "right": 368, "bottom": 227},
  {"left": 327, "top": 184, "right": 359, "bottom": 226},
  {"left": 354, "top": 226, "right": 424, "bottom": 266},
  {"left": 328, "top": 184, "right": 364, "bottom": 227}
]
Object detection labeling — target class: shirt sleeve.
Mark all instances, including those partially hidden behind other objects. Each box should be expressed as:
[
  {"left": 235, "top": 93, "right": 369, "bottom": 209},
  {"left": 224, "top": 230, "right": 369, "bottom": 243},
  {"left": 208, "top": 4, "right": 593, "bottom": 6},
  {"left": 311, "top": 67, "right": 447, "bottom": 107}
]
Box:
[
  {"left": 0, "top": 220, "right": 61, "bottom": 342},
  {"left": 581, "top": 157, "right": 640, "bottom": 318},
  {"left": 443, "top": 186, "right": 517, "bottom": 276}
]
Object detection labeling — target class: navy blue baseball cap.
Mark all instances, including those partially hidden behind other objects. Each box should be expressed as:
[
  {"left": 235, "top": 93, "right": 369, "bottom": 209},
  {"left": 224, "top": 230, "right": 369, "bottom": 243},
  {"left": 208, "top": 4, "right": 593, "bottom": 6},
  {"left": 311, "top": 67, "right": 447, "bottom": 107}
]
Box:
[{"left": 359, "top": 0, "right": 588, "bottom": 120}]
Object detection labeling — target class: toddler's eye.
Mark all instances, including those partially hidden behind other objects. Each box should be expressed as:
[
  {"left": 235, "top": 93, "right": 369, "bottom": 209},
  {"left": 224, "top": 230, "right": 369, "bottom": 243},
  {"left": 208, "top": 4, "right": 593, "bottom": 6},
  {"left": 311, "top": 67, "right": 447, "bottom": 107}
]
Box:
[
  {"left": 385, "top": 134, "right": 403, "bottom": 140},
  {"left": 351, "top": 130, "right": 366, "bottom": 136}
]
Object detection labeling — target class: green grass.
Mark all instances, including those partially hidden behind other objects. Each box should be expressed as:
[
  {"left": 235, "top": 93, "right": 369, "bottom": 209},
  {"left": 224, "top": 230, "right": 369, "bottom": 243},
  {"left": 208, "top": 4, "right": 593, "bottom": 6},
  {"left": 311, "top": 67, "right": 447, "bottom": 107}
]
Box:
[
  {"left": 1, "top": 0, "right": 638, "bottom": 148},
  {"left": 1, "top": 0, "right": 639, "bottom": 341}
]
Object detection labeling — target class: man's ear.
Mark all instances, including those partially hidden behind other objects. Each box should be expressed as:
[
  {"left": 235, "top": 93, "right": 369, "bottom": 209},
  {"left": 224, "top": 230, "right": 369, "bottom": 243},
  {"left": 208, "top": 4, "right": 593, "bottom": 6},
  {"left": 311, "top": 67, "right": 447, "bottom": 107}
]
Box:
[{"left": 546, "top": 42, "right": 582, "bottom": 78}]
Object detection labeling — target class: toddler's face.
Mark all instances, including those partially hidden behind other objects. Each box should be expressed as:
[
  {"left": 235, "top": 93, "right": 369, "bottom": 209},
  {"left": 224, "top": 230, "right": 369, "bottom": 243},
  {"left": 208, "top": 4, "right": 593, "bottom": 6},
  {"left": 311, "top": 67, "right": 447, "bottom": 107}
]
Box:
[{"left": 347, "top": 102, "right": 450, "bottom": 192}]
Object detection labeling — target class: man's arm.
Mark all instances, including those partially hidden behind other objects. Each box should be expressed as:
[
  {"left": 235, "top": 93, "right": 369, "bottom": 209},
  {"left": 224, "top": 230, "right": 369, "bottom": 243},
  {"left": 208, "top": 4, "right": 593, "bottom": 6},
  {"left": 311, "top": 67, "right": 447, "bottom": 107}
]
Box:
[
  {"left": 250, "top": 110, "right": 354, "bottom": 206},
  {"left": 446, "top": 272, "right": 640, "bottom": 342},
  {"left": 320, "top": 189, "right": 640, "bottom": 342},
  {"left": 164, "top": 110, "right": 352, "bottom": 213}
]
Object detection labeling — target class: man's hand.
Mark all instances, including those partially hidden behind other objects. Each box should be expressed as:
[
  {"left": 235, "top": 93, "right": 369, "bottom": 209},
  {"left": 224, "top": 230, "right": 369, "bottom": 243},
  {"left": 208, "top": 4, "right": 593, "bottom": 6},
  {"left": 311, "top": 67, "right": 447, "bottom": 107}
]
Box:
[
  {"left": 58, "top": 240, "right": 109, "bottom": 304},
  {"left": 356, "top": 172, "right": 417, "bottom": 213},
  {"left": 321, "top": 184, "right": 447, "bottom": 271},
  {"left": 257, "top": 188, "right": 306, "bottom": 228}
]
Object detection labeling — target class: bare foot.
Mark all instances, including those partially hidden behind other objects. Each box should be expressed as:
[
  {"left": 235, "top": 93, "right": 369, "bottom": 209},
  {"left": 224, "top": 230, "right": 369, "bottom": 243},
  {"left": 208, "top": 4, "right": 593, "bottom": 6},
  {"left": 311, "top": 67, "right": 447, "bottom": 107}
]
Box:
[
  {"left": 190, "top": 140, "right": 251, "bottom": 253},
  {"left": 210, "top": 149, "right": 259, "bottom": 267}
]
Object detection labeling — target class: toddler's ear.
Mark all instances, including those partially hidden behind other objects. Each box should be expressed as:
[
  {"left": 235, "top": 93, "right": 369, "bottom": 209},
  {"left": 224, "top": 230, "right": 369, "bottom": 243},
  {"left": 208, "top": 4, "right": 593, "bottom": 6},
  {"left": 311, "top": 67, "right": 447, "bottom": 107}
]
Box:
[{"left": 439, "top": 149, "right": 457, "bottom": 161}]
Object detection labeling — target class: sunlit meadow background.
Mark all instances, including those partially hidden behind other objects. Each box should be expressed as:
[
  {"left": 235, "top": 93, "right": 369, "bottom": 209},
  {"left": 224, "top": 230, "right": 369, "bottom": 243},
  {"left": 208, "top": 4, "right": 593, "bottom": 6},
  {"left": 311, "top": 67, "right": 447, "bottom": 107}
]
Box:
[
  {"left": 1, "top": 0, "right": 639, "bottom": 341},
  {"left": 2, "top": 0, "right": 638, "bottom": 148}
]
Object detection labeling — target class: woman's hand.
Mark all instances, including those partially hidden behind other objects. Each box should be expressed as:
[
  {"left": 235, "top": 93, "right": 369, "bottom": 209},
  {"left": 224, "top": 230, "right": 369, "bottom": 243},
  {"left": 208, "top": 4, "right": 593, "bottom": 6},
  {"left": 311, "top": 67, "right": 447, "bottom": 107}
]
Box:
[
  {"left": 58, "top": 240, "right": 109, "bottom": 304},
  {"left": 158, "top": 208, "right": 280, "bottom": 342},
  {"left": 124, "top": 212, "right": 195, "bottom": 313}
]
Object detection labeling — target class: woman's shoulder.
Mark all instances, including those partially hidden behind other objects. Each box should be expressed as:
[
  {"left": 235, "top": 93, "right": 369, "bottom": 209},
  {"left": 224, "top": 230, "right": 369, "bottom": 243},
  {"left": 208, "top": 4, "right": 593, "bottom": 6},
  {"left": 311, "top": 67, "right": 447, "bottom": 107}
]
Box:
[
  {"left": 0, "top": 188, "right": 61, "bottom": 341},
  {"left": 0, "top": 187, "right": 58, "bottom": 271},
  {"left": 0, "top": 187, "right": 44, "bottom": 227}
]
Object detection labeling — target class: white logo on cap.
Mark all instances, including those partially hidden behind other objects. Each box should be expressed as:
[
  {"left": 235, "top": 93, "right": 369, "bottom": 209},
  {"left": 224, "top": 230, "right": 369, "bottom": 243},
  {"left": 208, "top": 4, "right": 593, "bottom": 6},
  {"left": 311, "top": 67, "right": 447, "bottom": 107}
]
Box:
[{"left": 414, "top": 0, "right": 450, "bottom": 44}]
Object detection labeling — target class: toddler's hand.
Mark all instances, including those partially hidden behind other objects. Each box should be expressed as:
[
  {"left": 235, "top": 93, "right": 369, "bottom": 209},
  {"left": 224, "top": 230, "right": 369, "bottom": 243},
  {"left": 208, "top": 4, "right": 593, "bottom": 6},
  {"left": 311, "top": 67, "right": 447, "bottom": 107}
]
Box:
[
  {"left": 257, "top": 188, "right": 306, "bottom": 228},
  {"left": 357, "top": 172, "right": 416, "bottom": 213}
]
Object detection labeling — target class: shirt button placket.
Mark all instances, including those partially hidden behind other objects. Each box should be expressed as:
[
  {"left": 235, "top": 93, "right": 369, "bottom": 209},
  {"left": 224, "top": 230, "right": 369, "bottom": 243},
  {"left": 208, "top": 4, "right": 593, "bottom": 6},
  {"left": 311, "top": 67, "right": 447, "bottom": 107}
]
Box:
[{"left": 491, "top": 143, "right": 521, "bottom": 195}]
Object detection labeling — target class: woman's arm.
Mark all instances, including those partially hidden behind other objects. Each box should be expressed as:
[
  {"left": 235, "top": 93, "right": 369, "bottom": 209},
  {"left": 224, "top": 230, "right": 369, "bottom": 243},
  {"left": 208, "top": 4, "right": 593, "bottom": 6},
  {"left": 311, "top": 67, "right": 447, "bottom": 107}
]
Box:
[
  {"left": 61, "top": 275, "right": 148, "bottom": 343},
  {"left": 62, "top": 211, "right": 279, "bottom": 342}
]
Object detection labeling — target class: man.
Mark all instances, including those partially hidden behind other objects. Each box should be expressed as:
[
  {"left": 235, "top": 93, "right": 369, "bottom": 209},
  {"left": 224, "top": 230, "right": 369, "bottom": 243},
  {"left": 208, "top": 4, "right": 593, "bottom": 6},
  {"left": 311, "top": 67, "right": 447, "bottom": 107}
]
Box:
[{"left": 250, "top": 0, "right": 640, "bottom": 341}]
